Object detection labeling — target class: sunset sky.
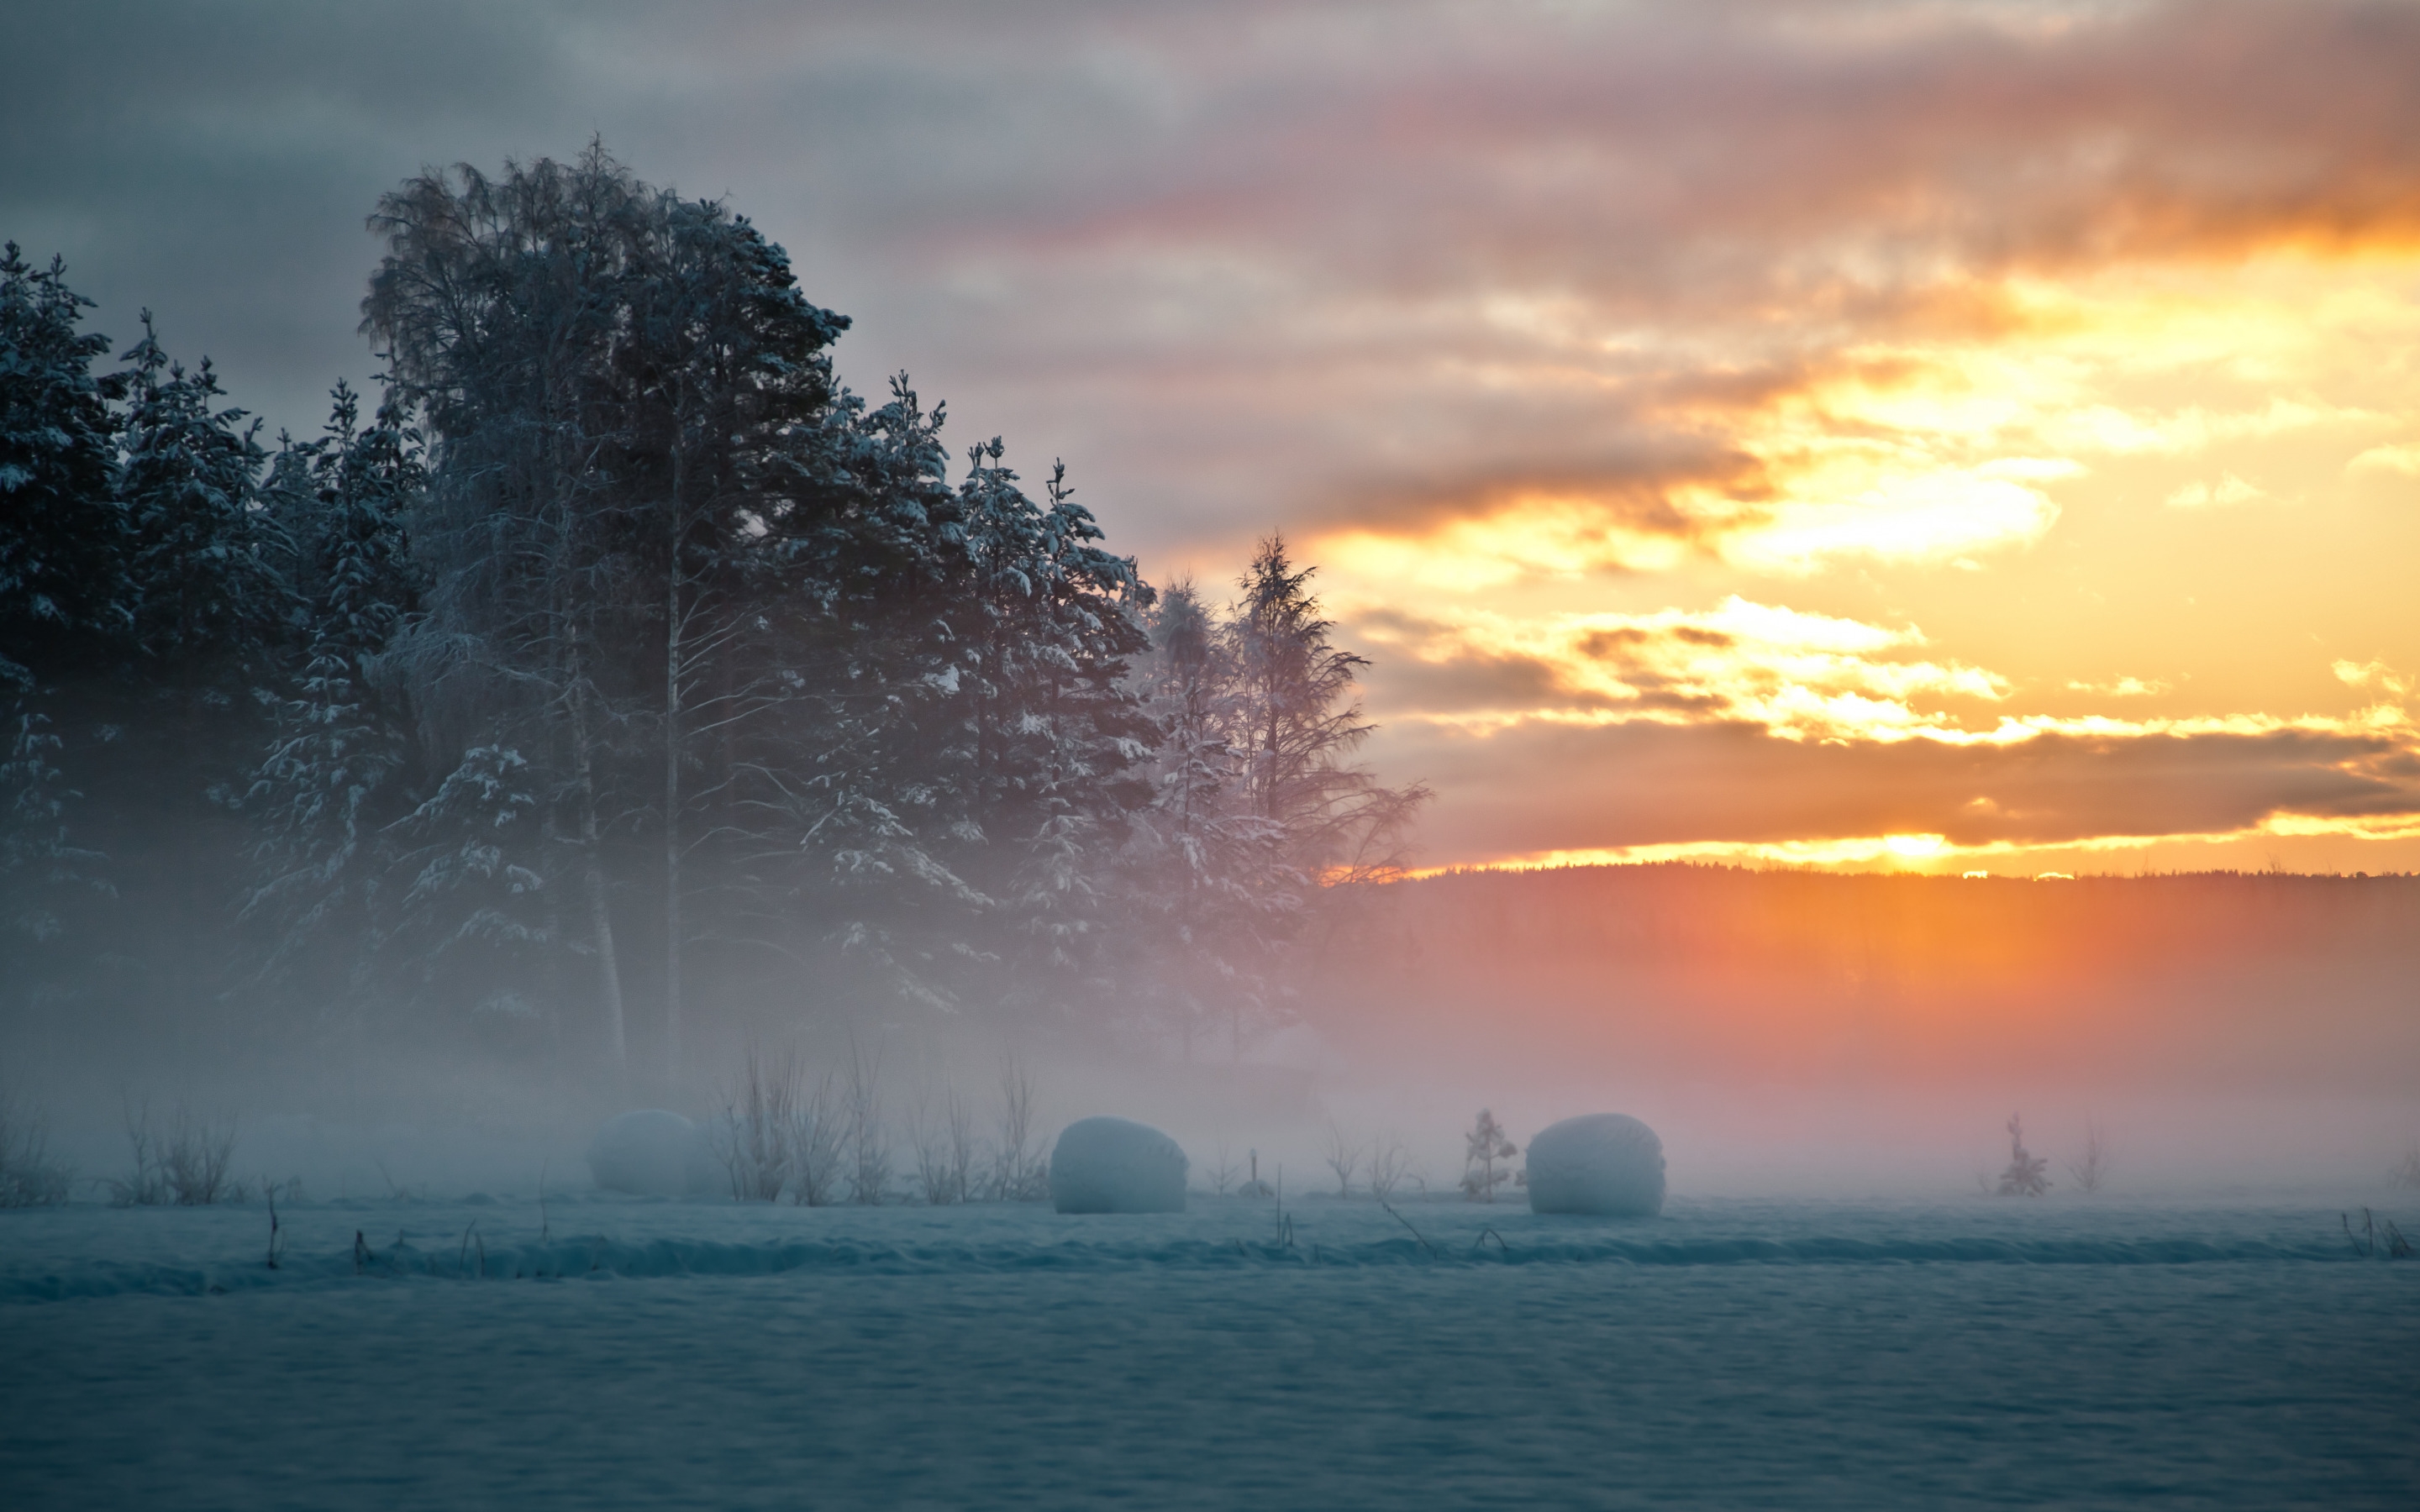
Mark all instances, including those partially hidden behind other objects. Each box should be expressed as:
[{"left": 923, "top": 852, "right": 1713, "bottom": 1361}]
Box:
[{"left": 6, "top": 0, "right": 2417, "bottom": 875}]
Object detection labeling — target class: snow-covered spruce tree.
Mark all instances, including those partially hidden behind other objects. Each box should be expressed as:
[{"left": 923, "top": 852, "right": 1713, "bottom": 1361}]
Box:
[
  {"left": 242, "top": 382, "right": 424, "bottom": 1022},
  {"left": 1226, "top": 534, "right": 1427, "bottom": 886},
  {"left": 1116, "top": 537, "right": 1428, "bottom": 1053},
  {"left": 0, "top": 244, "right": 130, "bottom": 690},
  {"left": 379, "top": 743, "right": 553, "bottom": 1031},
  {"left": 0, "top": 245, "right": 126, "bottom": 989},
  {"left": 925, "top": 448, "right": 1153, "bottom": 1023},
  {"left": 1, "top": 708, "right": 106, "bottom": 945},
  {"left": 1120, "top": 580, "right": 1291, "bottom": 1056},
  {"left": 720, "top": 419, "right": 1159, "bottom": 1026},
  {"left": 117, "top": 315, "right": 288, "bottom": 696},
  {"left": 87, "top": 313, "right": 294, "bottom": 1031},
  {"left": 727, "top": 375, "right": 988, "bottom": 1016}
]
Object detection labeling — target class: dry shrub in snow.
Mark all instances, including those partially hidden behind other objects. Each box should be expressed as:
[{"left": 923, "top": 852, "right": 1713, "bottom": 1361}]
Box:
[
  {"left": 910, "top": 1089, "right": 960, "bottom": 1205},
  {"left": 713, "top": 1046, "right": 805, "bottom": 1202},
  {"left": 108, "top": 1101, "right": 238, "bottom": 1206},
  {"left": 844, "top": 1039, "right": 890, "bottom": 1205},
  {"left": 710, "top": 1047, "right": 850, "bottom": 1205},
  {"left": 0, "top": 1092, "right": 71, "bottom": 1207},
  {"left": 789, "top": 1079, "right": 848, "bottom": 1207},
  {"left": 991, "top": 1058, "right": 1047, "bottom": 1202},
  {"left": 909, "top": 1083, "right": 988, "bottom": 1205}
]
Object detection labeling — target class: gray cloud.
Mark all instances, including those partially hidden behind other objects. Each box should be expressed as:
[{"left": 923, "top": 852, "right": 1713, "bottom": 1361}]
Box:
[
  {"left": 1373, "top": 716, "right": 2420, "bottom": 863},
  {"left": 11, "top": 2, "right": 2418, "bottom": 544}
]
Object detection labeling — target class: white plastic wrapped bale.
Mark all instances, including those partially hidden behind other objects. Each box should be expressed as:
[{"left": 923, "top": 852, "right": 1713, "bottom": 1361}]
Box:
[
  {"left": 1049, "top": 1116, "right": 1187, "bottom": 1214},
  {"left": 1524, "top": 1113, "right": 1665, "bottom": 1217},
  {"left": 587, "top": 1110, "right": 720, "bottom": 1198}
]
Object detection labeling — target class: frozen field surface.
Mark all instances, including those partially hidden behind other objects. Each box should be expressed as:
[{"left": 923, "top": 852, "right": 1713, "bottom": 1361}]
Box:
[{"left": 5, "top": 1194, "right": 2416, "bottom": 1509}]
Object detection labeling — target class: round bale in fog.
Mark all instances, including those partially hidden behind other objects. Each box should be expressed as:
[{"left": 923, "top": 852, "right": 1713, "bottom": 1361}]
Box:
[
  {"left": 1049, "top": 1116, "right": 1187, "bottom": 1214},
  {"left": 1525, "top": 1113, "right": 1665, "bottom": 1217},
  {"left": 587, "top": 1110, "right": 719, "bottom": 1198}
]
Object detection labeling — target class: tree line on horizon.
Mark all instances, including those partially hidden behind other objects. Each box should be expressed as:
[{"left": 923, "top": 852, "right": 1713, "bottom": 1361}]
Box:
[{"left": 0, "top": 147, "right": 1427, "bottom": 1088}]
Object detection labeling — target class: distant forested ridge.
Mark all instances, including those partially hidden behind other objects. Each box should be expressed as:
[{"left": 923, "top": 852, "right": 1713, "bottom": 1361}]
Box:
[{"left": 0, "top": 150, "right": 1425, "bottom": 1087}]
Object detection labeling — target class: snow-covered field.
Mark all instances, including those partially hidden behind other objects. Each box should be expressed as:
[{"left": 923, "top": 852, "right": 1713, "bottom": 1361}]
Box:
[{"left": 6, "top": 1193, "right": 2416, "bottom": 1509}]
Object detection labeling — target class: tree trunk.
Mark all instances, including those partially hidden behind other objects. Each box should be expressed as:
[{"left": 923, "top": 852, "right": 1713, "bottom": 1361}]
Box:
[
  {"left": 663, "top": 439, "right": 685, "bottom": 1096},
  {"left": 569, "top": 653, "right": 627, "bottom": 1072}
]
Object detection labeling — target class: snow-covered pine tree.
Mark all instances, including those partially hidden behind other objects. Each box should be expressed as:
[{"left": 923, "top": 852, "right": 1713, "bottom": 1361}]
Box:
[
  {"left": 1113, "top": 538, "right": 1428, "bottom": 1055},
  {"left": 0, "top": 243, "right": 130, "bottom": 689},
  {"left": 87, "top": 313, "right": 295, "bottom": 1029},
  {"left": 244, "top": 382, "right": 424, "bottom": 1020},
  {"left": 1, "top": 710, "right": 107, "bottom": 944},
  {"left": 1226, "top": 534, "right": 1428, "bottom": 887},
  {"left": 380, "top": 743, "right": 553, "bottom": 1033},
  {"left": 742, "top": 375, "right": 986, "bottom": 1016},
  {"left": 1123, "top": 580, "right": 1290, "bottom": 1056},
  {"left": 0, "top": 245, "right": 126, "bottom": 974},
  {"left": 116, "top": 314, "right": 287, "bottom": 696},
  {"left": 935, "top": 447, "right": 1152, "bottom": 1021}
]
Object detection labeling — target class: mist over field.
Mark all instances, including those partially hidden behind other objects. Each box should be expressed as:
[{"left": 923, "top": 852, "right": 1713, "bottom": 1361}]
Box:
[
  {"left": 9, "top": 861, "right": 2417, "bottom": 1205},
  {"left": 1311, "top": 867, "right": 2420, "bottom": 1194}
]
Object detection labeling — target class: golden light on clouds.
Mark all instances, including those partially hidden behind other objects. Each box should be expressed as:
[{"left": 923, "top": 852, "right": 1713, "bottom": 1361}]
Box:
[
  {"left": 1313, "top": 232, "right": 2420, "bottom": 871},
  {"left": 1319, "top": 248, "right": 2420, "bottom": 593}
]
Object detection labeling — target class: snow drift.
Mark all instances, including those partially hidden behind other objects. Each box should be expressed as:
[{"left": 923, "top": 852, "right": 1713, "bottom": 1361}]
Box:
[
  {"left": 1526, "top": 1113, "right": 1665, "bottom": 1217},
  {"left": 587, "top": 1110, "right": 718, "bottom": 1199},
  {"left": 1049, "top": 1116, "right": 1186, "bottom": 1214}
]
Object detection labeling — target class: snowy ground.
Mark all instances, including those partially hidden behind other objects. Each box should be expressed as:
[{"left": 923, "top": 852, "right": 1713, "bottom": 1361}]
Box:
[{"left": 6, "top": 1193, "right": 2416, "bottom": 1509}]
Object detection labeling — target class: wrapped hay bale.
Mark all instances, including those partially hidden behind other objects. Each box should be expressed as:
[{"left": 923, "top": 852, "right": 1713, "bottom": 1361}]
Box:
[
  {"left": 1049, "top": 1116, "right": 1186, "bottom": 1214},
  {"left": 587, "top": 1110, "right": 719, "bottom": 1198},
  {"left": 1525, "top": 1113, "right": 1665, "bottom": 1217}
]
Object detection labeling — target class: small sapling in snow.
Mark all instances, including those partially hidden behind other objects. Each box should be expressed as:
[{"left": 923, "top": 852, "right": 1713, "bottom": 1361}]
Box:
[
  {"left": 108, "top": 1100, "right": 239, "bottom": 1205},
  {"left": 2067, "top": 1119, "right": 2113, "bottom": 1194},
  {"left": 1368, "top": 1137, "right": 1414, "bottom": 1201},
  {"left": 1996, "top": 1114, "right": 2049, "bottom": 1197},
  {"left": 990, "top": 1058, "right": 1046, "bottom": 1202},
  {"left": 1323, "top": 1123, "right": 1361, "bottom": 1198},
  {"left": 1460, "top": 1109, "right": 1518, "bottom": 1202},
  {"left": 713, "top": 1044, "right": 804, "bottom": 1202},
  {"left": 1204, "top": 1142, "right": 1240, "bottom": 1196}
]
